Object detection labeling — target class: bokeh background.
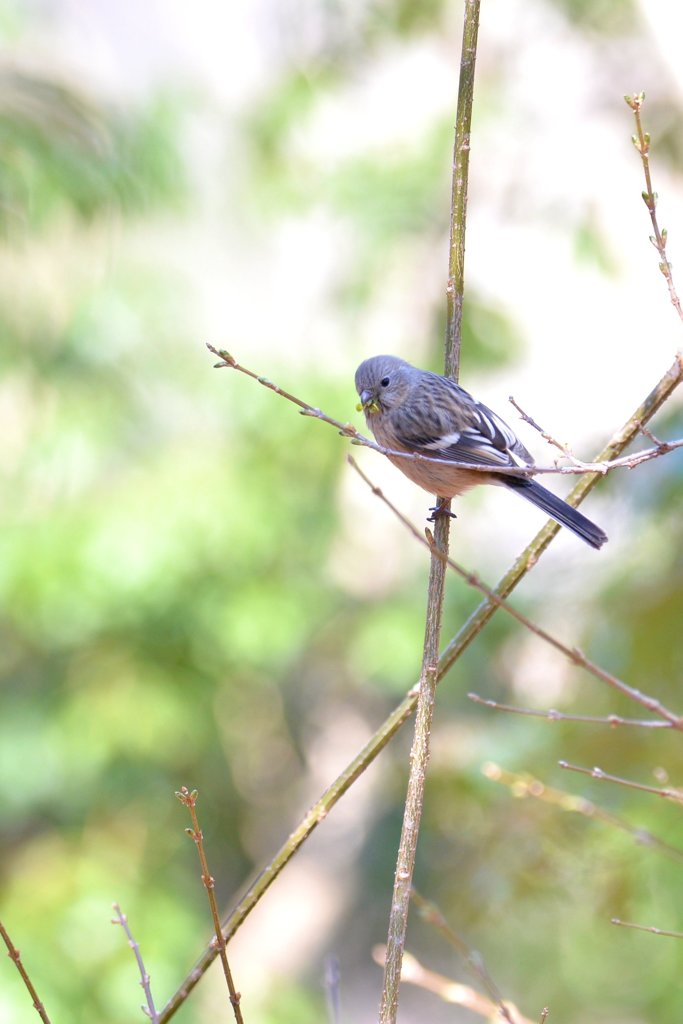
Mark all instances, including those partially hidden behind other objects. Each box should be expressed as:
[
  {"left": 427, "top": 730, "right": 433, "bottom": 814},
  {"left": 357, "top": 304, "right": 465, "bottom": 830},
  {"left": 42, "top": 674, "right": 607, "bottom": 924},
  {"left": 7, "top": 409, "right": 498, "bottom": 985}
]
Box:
[{"left": 2, "top": 1, "right": 683, "bottom": 1021}]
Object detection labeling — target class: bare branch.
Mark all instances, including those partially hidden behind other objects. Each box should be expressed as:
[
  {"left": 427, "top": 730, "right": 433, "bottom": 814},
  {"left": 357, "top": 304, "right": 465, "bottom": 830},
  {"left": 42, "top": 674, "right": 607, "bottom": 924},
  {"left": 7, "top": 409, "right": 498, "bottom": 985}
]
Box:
[
  {"left": 467, "top": 695, "right": 672, "bottom": 729},
  {"left": 558, "top": 762, "right": 683, "bottom": 803},
  {"left": 411, "top": 888, "right": 522, "bottom": 1024},
  {"left": 112, "top": 904, "right": 159, "bottom": 1023},
  {"left": 208, "top": 345, "right": 683, "bottom": 479},
  {"left": 483, "top": 762, "right": 683, "bottom": 863},
  {"left": 612, "top": 919, "right": 683, "bottom": 939},
  {"left": 176, "top": 788, "right": 245, "bottom": 1024},
  {"left": 379, "top": 2, "right": 482, "bottom": 1017},
  {"left": 160, "top": 351, "right": 683, "bottom": 1022},
  {"left": 374, "top": 946, "right": 534, "bottom": 1024},
  {"left": 625, "top": 92, "right": 683, "bottom": 325},
  {"left": 349, "top": 455, "right": 683, "bottom": 728},
  {"left": 0, "top": 919, "right": 52, "bottom": 1024}
]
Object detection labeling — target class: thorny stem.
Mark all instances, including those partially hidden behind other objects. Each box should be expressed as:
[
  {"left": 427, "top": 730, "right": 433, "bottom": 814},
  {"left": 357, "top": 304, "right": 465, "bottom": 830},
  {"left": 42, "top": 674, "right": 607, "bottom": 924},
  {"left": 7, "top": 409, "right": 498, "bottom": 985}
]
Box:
[{"left": 176, "top": 788, "right": 245, "bottom": 1024}]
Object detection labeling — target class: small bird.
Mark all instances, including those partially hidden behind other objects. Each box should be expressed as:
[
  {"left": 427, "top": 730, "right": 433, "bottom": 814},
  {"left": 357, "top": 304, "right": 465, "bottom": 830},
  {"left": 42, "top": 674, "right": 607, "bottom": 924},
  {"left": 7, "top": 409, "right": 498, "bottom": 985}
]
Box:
[{"left": 355, "top": 355, "right": 607, "bottom": 549}]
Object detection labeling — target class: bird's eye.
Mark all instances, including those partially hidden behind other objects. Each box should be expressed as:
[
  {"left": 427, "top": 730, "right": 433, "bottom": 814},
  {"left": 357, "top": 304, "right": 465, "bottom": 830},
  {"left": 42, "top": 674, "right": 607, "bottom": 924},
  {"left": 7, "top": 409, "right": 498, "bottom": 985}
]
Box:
[{"left": 380, "top": 376, "right": 390, "bottom": 388}]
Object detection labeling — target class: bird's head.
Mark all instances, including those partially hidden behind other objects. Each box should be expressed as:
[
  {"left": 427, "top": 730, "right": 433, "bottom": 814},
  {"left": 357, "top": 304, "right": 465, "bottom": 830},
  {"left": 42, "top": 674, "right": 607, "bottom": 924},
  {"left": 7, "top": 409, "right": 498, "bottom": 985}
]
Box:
[{"left": 354, "top": 355, "right": 412, "bottom": 416}]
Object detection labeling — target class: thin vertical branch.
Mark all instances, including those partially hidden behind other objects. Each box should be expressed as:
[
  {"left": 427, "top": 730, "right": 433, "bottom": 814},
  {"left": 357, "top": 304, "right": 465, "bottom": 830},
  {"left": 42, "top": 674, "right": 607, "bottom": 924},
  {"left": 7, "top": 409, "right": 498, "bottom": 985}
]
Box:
[
  {"left": 379, "top": 534, "right": 448, "bottom": 1024},
  {"left": 379, "top": 5, "right": 481, "bottom": 1022},
  {"left": 112, "top": 903, "right": 159, "bottom": 1023},
  {"left": 0, "top": 919, "right": 52, "bottom": 1024},
  {"left": 446, "top": 0, "right": 481, "bottom": 382},
  {"left": 625, "top": 92, "right": 683, "bottom": 325},
  {"left": 176, "top": 788, "right": 245, "bottom": 1024}
]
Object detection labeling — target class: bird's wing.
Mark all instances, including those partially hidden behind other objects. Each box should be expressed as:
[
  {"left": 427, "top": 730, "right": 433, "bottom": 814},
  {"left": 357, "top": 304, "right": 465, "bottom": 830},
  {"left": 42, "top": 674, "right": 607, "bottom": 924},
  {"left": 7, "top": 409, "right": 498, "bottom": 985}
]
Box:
[{"left": 399, "top": 388, "right": 533, "bottom": 470}]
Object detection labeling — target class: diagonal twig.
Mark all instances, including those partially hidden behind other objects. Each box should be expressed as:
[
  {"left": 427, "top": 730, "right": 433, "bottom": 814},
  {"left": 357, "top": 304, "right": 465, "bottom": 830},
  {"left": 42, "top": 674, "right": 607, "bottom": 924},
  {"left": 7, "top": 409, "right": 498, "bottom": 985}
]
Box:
[
  {"left": 0, "top": 919, "right": 52, "bottom": 1024},
  {"left": 483, "top": 763, "right": 683, "bottom": 863},
  {"left": 612, "top": 919, "right": 683, "bottom": 939},
  {"left": 208, "top": 344, "right": 683, "bottom": 479},
  {"left": 411, "top": 888, "right": 523, "bottom": 1024},
  {"left": 348, "top": 455, "right": 683, "bottom": 728}
]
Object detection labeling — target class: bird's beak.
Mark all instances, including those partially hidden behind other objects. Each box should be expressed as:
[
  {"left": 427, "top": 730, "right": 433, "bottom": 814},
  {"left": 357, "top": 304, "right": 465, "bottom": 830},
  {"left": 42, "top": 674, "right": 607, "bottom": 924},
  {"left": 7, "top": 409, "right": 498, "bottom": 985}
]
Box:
[{"left": 357, "top": 389, "right": 380, "bottom": 414}]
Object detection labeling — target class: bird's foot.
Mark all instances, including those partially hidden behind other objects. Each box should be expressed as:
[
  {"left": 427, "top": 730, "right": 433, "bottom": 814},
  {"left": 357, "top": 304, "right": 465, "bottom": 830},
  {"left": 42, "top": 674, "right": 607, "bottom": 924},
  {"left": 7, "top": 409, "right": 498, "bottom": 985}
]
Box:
[{"left": 427, "top": 500, "right": 456, "bottom": 522}]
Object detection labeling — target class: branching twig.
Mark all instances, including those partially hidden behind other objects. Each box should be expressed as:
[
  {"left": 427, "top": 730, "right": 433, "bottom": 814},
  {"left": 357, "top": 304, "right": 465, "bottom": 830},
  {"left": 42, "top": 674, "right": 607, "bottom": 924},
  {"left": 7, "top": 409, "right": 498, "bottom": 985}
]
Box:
[
  {"left": 374, "top": 946, "right": 534, "bottom": 1023},
  {"left": 349, "top": 455, "right": 683, "bottom": 728},
  {"left": 612, "top": 919, "right": 683, "bottom": 939},
  {"left": 558, "top": 762, "right": 683, "bottom": 803},
  {"left": 625, "top": 92, "right": 683, "bottom": 325},
  {"left": 176, "top": 788, "right": 245, "bottom": 1024},
  {"left": 482, "top": 763, "right": 683, "bottom": 863},
  {"left": 112, "top": 903, "right": 159, "bottom": 1023},
  {"left": 0, "top": 919, "right": 52, "bottom": 1024},
  {"left": 508, "top": 395, "right": 592, "bottom": 468},
  {"left": 209, "top": 345, "right": 683, "bottom": 479},
  {"left": 411, "top": 889, "right": 521, "bottom": 1024},
  {"left": 467, "top": 695, "right": 672, "bottom": 729},
  {"left": 159, "top": 351, "right": 683, "bottom": 1024}
]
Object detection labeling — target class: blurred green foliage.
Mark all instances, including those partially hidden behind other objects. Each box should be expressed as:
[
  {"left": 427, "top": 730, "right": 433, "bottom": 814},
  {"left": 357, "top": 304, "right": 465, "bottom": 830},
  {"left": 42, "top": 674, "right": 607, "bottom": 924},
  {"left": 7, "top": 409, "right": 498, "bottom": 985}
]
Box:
[
  {"left": 0, "top": 69, "right": 186, "bottom": 233},
  {"left": 2, "top": 3, "right": 683, "bottom": 1024}
]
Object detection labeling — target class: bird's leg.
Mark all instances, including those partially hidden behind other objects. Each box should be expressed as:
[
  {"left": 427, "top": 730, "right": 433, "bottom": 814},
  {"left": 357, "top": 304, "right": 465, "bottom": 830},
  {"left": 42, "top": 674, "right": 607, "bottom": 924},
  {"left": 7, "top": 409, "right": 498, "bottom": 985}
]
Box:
[{"left": 427, "top": 498, "right": 456, "bottom": 522}]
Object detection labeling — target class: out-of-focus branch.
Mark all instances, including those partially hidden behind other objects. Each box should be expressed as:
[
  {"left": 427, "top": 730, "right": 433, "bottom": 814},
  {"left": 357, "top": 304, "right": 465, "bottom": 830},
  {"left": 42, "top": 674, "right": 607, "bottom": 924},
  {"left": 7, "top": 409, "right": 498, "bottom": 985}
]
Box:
[
  {"left": 612, "top": 919, "right": 683, "bottom": 939},
  {"left": 483, "top": 763, "right": 683, "bottom": 863},
  {"left": 411, "top": 889, "right": 522, "bottom": 1024},
  {"left": 558, "top": 762, "right": 683, "bottom": 804},
  {"left": 373, "top": 946, "right": 534, "bottom": 1024}
]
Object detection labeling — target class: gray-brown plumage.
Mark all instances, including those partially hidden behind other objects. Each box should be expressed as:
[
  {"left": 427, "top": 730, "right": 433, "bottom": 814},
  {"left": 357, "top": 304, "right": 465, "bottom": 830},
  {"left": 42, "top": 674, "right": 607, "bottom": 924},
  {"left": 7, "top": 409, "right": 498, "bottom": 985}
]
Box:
[{"left": 355, "top": 355, "right": 607, "bottom": 549}]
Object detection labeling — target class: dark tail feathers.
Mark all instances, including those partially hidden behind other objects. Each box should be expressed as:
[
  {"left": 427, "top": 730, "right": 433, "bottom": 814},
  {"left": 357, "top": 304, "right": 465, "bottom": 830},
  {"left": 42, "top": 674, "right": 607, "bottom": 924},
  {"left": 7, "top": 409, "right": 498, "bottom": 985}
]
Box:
[{"left": 502, "top": 476, "right": 607, "bottom": 550}]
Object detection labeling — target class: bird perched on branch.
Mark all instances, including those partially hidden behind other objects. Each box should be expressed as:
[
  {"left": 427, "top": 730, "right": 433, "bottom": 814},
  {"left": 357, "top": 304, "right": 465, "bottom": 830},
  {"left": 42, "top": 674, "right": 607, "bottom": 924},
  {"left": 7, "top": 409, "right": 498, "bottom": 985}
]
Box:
[{"left": 354, "top": 354, "right": 607, "bottom": 549}]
